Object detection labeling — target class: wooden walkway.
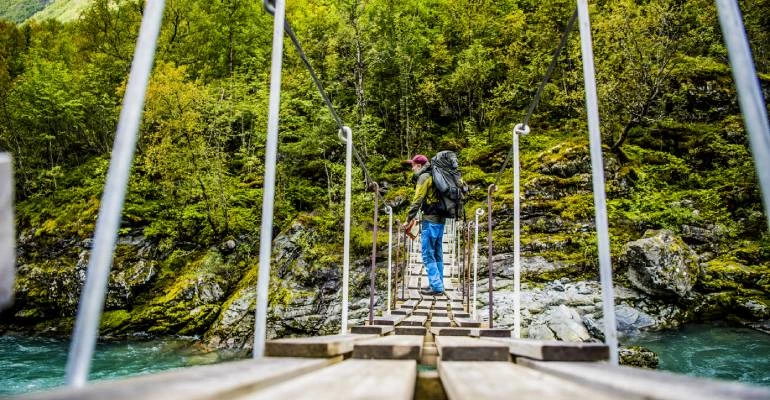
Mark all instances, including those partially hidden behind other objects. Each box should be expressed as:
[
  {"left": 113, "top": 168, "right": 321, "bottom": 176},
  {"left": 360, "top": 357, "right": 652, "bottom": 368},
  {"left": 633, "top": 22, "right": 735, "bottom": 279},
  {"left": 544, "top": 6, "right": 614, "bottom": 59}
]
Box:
[
  {"left": 16, "top": 226, "right": 770, "bottom": 400},
  {"left": 19, "top": 285, "right": 770, "bottom": 400}
]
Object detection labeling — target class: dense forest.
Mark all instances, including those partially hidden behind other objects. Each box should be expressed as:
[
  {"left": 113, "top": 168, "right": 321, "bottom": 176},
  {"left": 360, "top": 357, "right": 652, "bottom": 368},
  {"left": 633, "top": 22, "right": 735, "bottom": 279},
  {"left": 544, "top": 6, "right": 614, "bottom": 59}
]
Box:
[{"left": 1, "top": 0, "right": 769, "bottom": 343}]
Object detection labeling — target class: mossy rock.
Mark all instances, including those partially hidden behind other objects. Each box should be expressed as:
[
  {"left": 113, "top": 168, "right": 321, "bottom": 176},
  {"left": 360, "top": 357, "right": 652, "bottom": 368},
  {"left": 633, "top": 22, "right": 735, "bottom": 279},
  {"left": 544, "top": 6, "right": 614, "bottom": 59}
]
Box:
[
  {"left": 699, "top": 259, "right": 770, "bottom": 294},
  {"left": 619, "top": 345, "right": 659, "bottom": 369}
]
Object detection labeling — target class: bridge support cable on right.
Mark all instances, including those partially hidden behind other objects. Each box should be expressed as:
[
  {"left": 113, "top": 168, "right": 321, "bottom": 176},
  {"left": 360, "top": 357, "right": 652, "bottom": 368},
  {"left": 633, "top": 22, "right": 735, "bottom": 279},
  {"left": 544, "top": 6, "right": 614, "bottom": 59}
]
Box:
[{"left": 715, "top": 0, "right": 770, "bottom": 231}]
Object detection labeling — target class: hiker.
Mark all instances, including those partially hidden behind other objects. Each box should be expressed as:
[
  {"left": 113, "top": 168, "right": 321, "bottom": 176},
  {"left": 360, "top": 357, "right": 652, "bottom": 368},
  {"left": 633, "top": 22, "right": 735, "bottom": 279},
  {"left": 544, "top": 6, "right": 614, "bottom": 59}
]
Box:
[{"left": 403, "top": 154, "right": 445, "bottom": 296}]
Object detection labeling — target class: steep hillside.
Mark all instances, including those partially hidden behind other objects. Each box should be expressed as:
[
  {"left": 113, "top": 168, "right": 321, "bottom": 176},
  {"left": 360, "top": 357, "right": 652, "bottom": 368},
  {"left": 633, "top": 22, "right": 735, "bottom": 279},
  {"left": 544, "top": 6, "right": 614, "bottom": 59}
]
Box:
[
  {"left": 29, "top": 0, "right": 91, "bottom": 21},
  {"left": 0, "top": 0, "right": 50, "bottom": 22}
]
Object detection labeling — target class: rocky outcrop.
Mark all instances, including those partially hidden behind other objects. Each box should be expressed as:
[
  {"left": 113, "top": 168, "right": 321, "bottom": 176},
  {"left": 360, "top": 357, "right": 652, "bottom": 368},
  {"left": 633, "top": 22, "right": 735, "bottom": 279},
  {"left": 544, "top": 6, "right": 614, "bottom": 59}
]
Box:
[
  {"left": 619, "top": 346, "right": 659, "bottom": 369},
  {"left": 619, "top": 230, "right": 699, "bottom": 299}
]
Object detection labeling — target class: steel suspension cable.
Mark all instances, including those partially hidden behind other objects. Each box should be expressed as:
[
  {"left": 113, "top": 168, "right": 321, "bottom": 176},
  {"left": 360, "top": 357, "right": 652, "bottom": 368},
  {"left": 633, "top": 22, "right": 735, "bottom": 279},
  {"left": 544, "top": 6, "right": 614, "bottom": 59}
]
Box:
[
  {"left": 253, "top": 0, "right": 287, "bottom": 358},
  {"left": 577, "top": 0, "right": 619, "bottom": 365},
  {"left": 279, "top": 15, "right": 383, "bottom": 203},
  {"left": 493, "top": 9, "right": 578, "bottom": 188},
  {"left": 715, "top": 0, "right": 770, "bottom": 231},
  {"left": 65, "top": 0, "right": 166, "bottom": 385}
]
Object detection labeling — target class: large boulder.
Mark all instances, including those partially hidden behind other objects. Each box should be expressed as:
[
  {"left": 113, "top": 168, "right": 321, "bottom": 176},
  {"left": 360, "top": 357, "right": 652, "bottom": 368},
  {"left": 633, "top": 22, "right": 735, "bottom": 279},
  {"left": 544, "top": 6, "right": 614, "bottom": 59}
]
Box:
[{"left": 619, "top": 230, "right": 698, "bottom": 298}]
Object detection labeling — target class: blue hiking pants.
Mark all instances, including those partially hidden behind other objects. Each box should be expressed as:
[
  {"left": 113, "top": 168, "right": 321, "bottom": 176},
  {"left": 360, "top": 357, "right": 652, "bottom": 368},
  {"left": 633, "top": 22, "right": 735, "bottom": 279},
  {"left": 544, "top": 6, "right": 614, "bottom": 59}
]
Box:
[{"left": 421, "top": 221, "right": 445, "bottom": 292}]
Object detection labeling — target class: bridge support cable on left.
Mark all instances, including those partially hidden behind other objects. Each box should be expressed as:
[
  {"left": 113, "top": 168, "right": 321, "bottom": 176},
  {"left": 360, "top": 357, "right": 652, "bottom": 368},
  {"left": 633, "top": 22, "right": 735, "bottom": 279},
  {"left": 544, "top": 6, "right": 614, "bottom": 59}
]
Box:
[
  {"left": 65, "top": 0, "right": 166, "bottom": 386},
  {"left": 0, "top": 153, "right": 14, "bottom": 312},
  {"left": 253, "top": 0, "right": 287, "bottom": 359},
  {"left": 576, "top": 0, "right": 619, "bottom": 366}
]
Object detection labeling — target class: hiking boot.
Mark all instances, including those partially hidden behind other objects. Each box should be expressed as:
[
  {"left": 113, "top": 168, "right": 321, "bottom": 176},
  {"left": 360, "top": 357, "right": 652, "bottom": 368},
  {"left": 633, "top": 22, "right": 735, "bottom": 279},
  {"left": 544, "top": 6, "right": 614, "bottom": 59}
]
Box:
[{"left": 420, "top": 288, "right": 445, "bottom": 297}]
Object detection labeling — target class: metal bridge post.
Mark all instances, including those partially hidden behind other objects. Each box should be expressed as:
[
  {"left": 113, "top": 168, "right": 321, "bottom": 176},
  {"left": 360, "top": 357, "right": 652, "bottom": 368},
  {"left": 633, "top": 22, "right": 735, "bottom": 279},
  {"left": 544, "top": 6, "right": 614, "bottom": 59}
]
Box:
[
  {"left": 368, "top": 182, "right": 380, "bottom": 325},
  {"left": 340, "top": 126, "right": 353, "bottom": 334},
  {"left": 386, "top": 206, "right": 393, "bottom": 313},
  {"left": 577, "top": 0, "right": 619, "bottom": 365},
  {"left": 715, "top": 0, "right": 770, "bottom": 230},
  {"left": 65, "top": 0, "right": 167, "bottom": 385},
  {"left": 0, "top": 154, "right": 14, "bottom": 312},
  {"left": 486, "top": 184, "right": 496, "bottom": 328},
  {"left": 513, "top": 123, "right": 530, "bottom": 338},
  {"left": 472, "top": 208, "right": 484, "bottom": 320}
]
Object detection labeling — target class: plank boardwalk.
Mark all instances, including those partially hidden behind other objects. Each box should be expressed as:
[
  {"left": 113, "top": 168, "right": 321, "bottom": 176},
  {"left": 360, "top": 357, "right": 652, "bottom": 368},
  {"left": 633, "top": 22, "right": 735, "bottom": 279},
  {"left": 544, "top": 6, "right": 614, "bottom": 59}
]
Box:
[
  {"left": 401, "top": 315, "right": 428, "bottom": 327},
  {"left": 439, "top": 361, "right": 619, "bottom": 400},
  {"left": 430, "top": 316, "right": 452, "bottom": 327},
  {"left": 352, "top": 335, "right": 424, "bottom": 360},
  {"left": 265, "top": 334, "right": 377, "bottom": 358},
  {"left": 517, "top": 359, "right": 770, "bottom": 400},
  {"left": 243, "top": 359, "right": 417, "bottom": 400},
  {"left": 490, "top": 338, "right": 609, "bottom": 361},
  {"left": 20, "top": 357, "right": 338, "bottom": 400},
  {"left": 435, "top": 336, "right": 510, "bottom": 361},
  {"left": 371, "top": 315, "right": 406, "bottom": 326},
  {"left": 21, "top": 242, "right": 770, "bottom": 400},
  {"left": 350, "top": 325, "right": 394, "bottom": 335}
]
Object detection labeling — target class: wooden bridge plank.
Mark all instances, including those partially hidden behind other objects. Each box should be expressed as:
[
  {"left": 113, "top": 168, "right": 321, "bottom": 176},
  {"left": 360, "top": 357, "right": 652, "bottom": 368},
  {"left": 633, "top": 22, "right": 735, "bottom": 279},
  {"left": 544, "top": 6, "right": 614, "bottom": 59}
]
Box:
[
  {"left": 452, "top": 312, "right": 470, "bottom": 318},
  {"left": 439, "top": 361, "right": 619, "bottom": 400},
  {"left": 400, "top": 315, "right": 428, "bottom": 327},
  {"left": 372, "top": 314, "right": 406, "bottom": 326},
  {"left": 435, "top": 336, "right": 510, "bottom": 361},
  {"left": 407, "top": 276, "right": 421, "bottom": 289},
  {"left": 489, "top": 338, "right": 608, "bottom": 361},
  {"left": 395, "top": 326, "right": 427, "bottom": 336},
  {"left": 413, "top": 310, "right": 429, "bottom": 316},
  {"left": 430, "top": 327, "right": 472, "bottom": 336},
  {"left": 402, "top": 299, "right": 418, "bottom": 309},
  {"left": 471, "top": 328, "right": 512, "bottom": 338},
  {"left": 350, "top": 325, "right": 395, "bottom": 335},
  {"left": 517, "top": 359, "right": 770, "bottom": 400},
  {"left": 454, "top": 317, "right": 481, "bottom": 328},
  {"left": 388, "top": 308, "right": 412, "bottom": 316},
  {"left": 352, "top": 335, "right": 424, "bottom": 360},
  {"left": 416, "top": 301, "right": 432, "bottom": 309},
  {"left": 430, "top": 316, "right": 452, "bottom": 327},
  {"left": 431, "top": 310, "right": 449, "bottom": 318},
  {"left": 265, "top": 334, "right": 377, "bottom": 358},
  {"left": 434, "top": 300, "right": 448, "bottom": 309},
  {"left": 243, "top": 359, "right": 417, "bottom": 400},
  {"left": 20, "top": 357, "right": 338, "bottom": 400}
]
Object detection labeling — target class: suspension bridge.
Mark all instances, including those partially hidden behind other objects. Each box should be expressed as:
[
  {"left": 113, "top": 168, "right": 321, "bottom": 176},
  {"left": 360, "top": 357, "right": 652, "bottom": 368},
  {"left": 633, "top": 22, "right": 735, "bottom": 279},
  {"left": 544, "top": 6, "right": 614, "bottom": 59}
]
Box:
[{"left": 2, "top": 0, "right": 770, "bottom": 398}]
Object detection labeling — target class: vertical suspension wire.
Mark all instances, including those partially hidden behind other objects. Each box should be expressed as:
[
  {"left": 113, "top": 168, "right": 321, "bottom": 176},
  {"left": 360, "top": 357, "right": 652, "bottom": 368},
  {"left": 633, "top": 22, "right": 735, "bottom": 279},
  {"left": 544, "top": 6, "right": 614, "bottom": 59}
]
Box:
[
  {"left": 386, "top": 207, "right": 393, "bottom": 313},
  {"left": 715, "top": 0, "right": 770, "bottom": 229},
  {"left": 253, "top": 0, "right": 287, "bottom": 359},
  {"left": 472, "top": 208, "right": 484, "bottom": 320},
  {"left": 486, "top": 185, "right": 496, "bottom": 328},
  {"left": 576, "top": 0, "right": 619, "bottom": 365},
  {"left": 65, "top": 0, "right": 166, "bottom": 386},
  {"left": 340, "top": 126, "right": 353, "bottom": 334},
  {"left": 513, "top": 124, "right": 530, "bottom": 338},
  {"left": 0, "top": 154, "right": 14, "bottom": 311},
  {"left": 368, "top": 183, "right": 379, "bottom": 325}
]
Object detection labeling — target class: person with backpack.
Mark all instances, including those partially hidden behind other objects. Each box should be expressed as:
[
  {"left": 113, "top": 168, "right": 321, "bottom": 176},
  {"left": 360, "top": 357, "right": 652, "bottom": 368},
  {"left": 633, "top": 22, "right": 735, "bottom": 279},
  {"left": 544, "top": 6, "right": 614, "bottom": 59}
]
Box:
[{"left": 403, "top": 154, "right": 446, "bottom": 296}]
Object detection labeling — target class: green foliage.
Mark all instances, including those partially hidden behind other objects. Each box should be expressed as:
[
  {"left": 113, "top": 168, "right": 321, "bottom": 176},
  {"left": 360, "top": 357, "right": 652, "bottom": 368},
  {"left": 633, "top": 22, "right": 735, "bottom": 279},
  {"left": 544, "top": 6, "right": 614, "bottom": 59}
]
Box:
[{"left": 3, "top": 0, "right": 770, "bottom": 335}]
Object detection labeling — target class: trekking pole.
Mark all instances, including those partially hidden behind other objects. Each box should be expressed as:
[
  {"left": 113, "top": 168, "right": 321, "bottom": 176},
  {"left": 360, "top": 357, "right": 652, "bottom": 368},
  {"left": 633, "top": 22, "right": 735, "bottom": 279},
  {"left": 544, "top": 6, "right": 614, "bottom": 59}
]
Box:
[
  {"left": 487, "top": 184, "right": 496, "bottom": 328},
  {"left": 472, "top": 208, "right": 484, "bottom": 320},
  {"left": 368, "top": 182, "right": 380, "bottom": 325}
]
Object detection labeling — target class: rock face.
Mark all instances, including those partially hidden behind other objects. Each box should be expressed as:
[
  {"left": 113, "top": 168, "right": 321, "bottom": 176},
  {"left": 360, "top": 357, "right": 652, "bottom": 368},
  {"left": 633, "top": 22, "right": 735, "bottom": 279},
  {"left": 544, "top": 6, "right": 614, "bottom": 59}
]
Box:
[
  {"left": 619, "top": 346, "right": 659, "bottom": 369},
  {"left": 619, "top": 230, "right": 698, "bottom": 298}
]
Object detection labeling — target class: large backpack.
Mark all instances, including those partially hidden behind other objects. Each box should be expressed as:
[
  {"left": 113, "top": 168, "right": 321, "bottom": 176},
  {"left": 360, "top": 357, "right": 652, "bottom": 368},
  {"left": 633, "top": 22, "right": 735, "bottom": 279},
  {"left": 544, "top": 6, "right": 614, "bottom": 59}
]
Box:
[{"left": 430, "top": 151, "right": 468, "bottom": 219}]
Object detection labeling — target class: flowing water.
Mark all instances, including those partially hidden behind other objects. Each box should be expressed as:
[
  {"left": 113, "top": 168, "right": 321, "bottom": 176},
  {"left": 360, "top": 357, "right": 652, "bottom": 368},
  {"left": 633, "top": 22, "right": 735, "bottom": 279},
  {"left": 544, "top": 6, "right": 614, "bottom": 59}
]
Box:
[
  {"left": 0, "top": 335, "right": 237, "bottom": 396},
  {"left": 3, "top": 323, "right": 770, "bottom": 396},
  {"left": 625, "top": 322, "right": 770, "bottom": 387}
]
